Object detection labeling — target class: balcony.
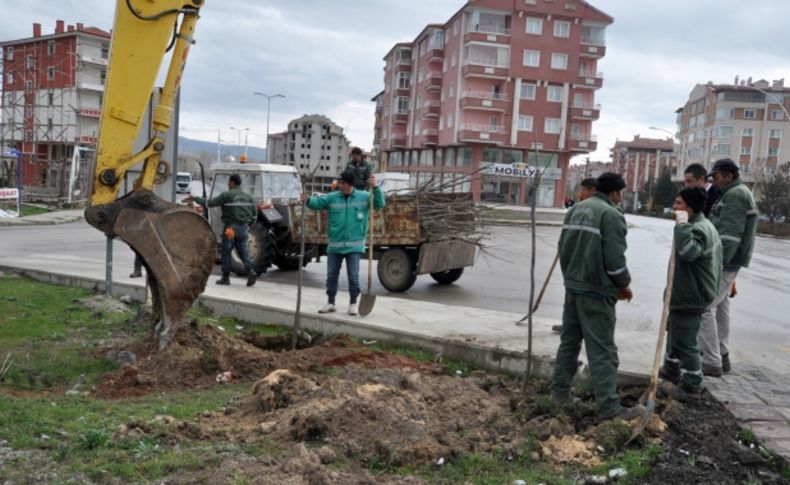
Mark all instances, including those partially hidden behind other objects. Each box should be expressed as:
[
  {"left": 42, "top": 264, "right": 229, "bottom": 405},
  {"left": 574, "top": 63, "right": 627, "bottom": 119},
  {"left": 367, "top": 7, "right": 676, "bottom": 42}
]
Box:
[
  {"left": 78, "top": 107, "right": 101, "bottom": 118},
  {"left": 421, "top": 129, "right": 438, "bottom": 146},
  {"left": 458, "top": 124, "right": 508, "bottom": 145},
  {"left": 422, "top": 100, "right": 440, "bottom": 119},
  {"left": 391, "top": 134, "right": 407, "bottom": 148},
  {"left": 569, "top": 133, "right": 598, "bottom": 152},
  {"left": 428, "top": 48, "right": 444, "bottom": 63},
  {"left": 570, "top": 102, "right": 601, "bottom": 120},
  {"left": 464, "top": 24, "right": 511, "bottom": 45},
  {"left": 392, "top": 112, "right": 408, "bottom": 125},
  {"left": 426, "top": 71, "right": 442, "bottom": 91},
  {"left": 395, "top": 86, "right": 410, "bottom": 96},
  {"left": 462, "top": 58, "right": 509, "bottom": 79},
  {"left": 577, "top": 69, "right": 603, "bottom": 89},
  {"left": 580, "top": 40, "right": 606, "bottom": 58},
  {"left": 460, "top": 91, "right": 509, "bottom": 112}
]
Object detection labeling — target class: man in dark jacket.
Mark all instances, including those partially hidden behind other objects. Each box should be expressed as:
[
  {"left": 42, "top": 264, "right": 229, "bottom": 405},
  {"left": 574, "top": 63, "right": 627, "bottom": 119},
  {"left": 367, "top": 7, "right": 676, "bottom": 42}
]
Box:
[
  {"left": 344, "top": 147, "right": 375, "bottom": 190},
  {"left": 698, "top": 159, "right": 758, "bottom": 376},
  {"left": 186, "top": 173, "right": 257, "bottom": 286},
  {"left": 659, "top": 187, "right": 722, "bottom": 400},
  {"left": 551, "top": 172, "right": 643, "bottom": 421},
  {"left": 683, "top": 163, "right": 720, "bottom": 217}
]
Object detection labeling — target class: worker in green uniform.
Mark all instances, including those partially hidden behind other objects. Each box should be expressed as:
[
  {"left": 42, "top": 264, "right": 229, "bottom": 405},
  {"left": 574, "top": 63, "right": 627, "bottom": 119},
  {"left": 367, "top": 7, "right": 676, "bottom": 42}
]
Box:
[
  {"left": 186, "top": 173, "right": 257, "bottom": 287},
  {"left": 659, "top": 187, "right": 722, "bottom": 401},
  {"left": 551, "top": 172, "right": 643, "bottom": 420}
]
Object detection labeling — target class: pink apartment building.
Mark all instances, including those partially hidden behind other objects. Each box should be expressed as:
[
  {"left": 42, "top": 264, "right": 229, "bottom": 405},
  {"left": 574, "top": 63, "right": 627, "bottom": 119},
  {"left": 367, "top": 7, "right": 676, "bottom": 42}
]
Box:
[
  {"left": 610, "top": 136, "right": 676, "bottom": 212},
  {"left": 373, "top": 0, "right": 612, "bottom": 207}
]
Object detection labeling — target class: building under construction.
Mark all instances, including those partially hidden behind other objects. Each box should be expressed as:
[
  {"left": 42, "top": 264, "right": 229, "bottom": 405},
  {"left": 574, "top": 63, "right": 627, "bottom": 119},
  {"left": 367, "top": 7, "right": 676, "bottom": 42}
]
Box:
[{"left": 0, "top": 20, "right": 110, "bottom": 202}]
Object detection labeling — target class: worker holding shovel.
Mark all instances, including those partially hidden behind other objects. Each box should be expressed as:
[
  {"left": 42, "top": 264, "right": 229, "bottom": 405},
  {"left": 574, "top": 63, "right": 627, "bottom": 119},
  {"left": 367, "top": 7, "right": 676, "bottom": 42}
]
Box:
[{"left": 659, "top": 187, "right": 722, "bottom": 400}]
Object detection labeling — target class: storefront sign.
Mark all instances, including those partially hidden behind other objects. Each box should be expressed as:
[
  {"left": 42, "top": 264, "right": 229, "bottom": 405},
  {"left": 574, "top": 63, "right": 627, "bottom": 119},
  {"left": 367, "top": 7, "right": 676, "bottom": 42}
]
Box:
[
  {"left": 0, "top": 188, "right": 19, "bottom": 199},
  {"left": 485, "top": 163, "right": 561, "bottom": 180}
]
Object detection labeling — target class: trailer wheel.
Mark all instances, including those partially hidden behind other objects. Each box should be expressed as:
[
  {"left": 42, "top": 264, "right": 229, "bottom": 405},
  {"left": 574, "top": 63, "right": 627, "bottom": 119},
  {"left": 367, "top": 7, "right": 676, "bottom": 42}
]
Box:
[
  {"left": 231, "top": 224, "right": 275, "bottom": 276},
  {"left": 430, "top": 268, "right": 464, "bottom": 285},
  {"left": 377, "top": 248, "right": 416, "bottom": 292}
]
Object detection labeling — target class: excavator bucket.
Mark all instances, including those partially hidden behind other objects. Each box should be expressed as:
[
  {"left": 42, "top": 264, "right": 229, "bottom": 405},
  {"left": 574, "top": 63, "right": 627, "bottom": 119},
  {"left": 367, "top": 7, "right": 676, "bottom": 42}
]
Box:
[{"left": 86, "top": 188, "right": 215, "bottom": 350}]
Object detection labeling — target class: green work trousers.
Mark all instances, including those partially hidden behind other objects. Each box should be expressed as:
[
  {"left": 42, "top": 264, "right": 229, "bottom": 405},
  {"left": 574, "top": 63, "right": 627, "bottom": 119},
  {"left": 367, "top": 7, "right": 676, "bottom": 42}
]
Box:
[
  {"left": 551, "top": 290, "right": 621, "bottom": 418},
  {"left": 663, "top": 311, "right": 703, "bottom": 393}
]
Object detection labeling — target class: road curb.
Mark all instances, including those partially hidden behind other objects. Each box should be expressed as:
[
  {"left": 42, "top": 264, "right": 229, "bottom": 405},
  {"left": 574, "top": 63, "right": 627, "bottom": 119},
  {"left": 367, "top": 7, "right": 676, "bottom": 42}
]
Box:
[
  {"left": 0, "top": 264, "right": 647, "bottom": 386},
  {"left": 0, "top": 215, "right": 83, "bottom": 227}
]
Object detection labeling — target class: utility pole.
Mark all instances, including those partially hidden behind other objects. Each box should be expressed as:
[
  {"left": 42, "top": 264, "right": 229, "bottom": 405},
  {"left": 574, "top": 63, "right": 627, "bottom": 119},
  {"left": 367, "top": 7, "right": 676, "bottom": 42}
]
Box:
[{"left": 584, "top": 157, "right": 590, "bottom": 178}]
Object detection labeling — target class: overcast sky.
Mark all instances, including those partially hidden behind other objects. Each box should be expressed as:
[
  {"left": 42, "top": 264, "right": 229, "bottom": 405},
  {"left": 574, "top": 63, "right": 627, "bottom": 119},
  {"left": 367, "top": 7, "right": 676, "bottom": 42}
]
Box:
[{"left": 3, "top": 0, "right": 789, "bottom": 164}]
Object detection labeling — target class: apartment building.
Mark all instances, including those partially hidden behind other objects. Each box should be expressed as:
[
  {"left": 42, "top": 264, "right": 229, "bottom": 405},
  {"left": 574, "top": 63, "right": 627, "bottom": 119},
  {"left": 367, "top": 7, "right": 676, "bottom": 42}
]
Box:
[
  {"left": 676, "top": 78, "right": 790, "bottom": 182},
  {"left": 0, "top": 21, "right": 110, "bottom": 199},
  {"left": 267, "top": 114, "right": 351, "bottom": 193},
  {"left": 374, "top": 0, "right": 612, "bottom": 207},
  {"left": 611, "top": 136, "right": 676, "bottom": 211}
]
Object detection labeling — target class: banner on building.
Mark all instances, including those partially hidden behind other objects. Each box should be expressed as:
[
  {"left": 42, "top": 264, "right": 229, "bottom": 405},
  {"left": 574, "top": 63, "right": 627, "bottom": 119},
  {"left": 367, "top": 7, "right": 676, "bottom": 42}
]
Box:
[{"left": 485, "top": 163, "right": 561, "bottom": 180}]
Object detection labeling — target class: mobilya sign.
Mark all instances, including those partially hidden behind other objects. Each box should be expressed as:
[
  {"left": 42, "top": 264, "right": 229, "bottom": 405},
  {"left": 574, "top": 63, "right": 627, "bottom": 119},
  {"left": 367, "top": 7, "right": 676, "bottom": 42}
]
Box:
[
  {"left": 0, "top": 188, "right": 19, "bottom": 200},
  {"left": 486, "top": 163, "right": 561, "bottom": 180}
]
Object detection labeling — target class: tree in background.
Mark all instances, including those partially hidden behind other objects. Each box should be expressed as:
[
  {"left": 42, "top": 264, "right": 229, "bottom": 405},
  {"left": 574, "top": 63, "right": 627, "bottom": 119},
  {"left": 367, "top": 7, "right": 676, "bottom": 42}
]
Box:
[
  {"left": 653, "top": 169, "right": 678, "bottom": 212},
  {"left": 758, "top": 163, "right": 790, "bottom": 224}
]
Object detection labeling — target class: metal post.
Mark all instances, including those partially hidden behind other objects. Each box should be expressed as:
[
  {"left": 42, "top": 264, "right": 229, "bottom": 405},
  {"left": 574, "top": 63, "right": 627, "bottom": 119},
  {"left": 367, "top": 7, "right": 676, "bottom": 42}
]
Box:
[
  {"left": 244, "top": 130, "right": 249, "bottom": 158},
  {"left": 105, "top": 236, "right": 113, "bottom": 297},
  {"left": 217, "top": 128, "right": 221, "bottom": 165},
  {"left": 253, "top": 93, "right": 285, "bottom": 163},
  {"left": 15, "top": 151, "right": 22, "bottom": 216}
]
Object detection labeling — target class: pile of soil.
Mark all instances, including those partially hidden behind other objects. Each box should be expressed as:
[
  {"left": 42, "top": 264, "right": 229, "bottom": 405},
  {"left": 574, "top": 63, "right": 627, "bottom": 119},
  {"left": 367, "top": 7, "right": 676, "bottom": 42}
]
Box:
[{"left": 95, "top": 323, "right": 789, "bottom": 483}]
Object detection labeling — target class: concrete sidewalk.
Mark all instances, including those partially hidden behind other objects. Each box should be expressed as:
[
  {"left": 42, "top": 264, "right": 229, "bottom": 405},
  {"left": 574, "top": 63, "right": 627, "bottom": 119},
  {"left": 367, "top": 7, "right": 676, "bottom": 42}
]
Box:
[
  {"left": 0, "top": 209, "right": 84, "bottom": 226},
  {"left": 1, "top": 257, "right": 788, "bottom": 463}
]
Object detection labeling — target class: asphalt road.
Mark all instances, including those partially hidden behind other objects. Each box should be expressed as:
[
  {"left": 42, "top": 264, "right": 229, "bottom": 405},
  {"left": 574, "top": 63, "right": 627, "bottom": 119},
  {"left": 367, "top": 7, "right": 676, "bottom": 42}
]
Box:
[{"left": 0, "top": 214, "right": 788, "bottom": 373}]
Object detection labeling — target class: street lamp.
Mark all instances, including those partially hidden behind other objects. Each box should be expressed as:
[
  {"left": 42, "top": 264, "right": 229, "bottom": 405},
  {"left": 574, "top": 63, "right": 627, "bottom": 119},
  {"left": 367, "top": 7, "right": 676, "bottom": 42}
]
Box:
[
  {"left": 649, "top": 126, "right": 675, "bottom": 138},
  {"left": 253, "top": 92, "right": 285, "bottom": 162},
  {"left": 229, "top": 126, "right": 249, "bottom": 159}
]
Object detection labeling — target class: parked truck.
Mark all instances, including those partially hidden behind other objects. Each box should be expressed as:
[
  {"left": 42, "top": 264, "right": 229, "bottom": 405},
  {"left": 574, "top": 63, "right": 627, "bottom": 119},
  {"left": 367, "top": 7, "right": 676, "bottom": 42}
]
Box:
[{"left": 205, "top": 163, "right": 479, "bottom": 292}]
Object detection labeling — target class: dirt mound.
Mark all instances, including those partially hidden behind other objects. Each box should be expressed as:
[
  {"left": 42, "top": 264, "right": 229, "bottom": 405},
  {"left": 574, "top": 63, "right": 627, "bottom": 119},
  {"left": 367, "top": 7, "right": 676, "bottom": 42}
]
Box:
[{"left": 97, "top": 321, "right": 274, "bottom": 397}]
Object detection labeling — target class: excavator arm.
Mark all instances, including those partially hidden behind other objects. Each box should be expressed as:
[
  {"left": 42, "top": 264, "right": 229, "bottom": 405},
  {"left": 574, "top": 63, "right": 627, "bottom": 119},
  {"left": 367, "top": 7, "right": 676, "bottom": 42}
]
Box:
[{"left": 85, "top": 0, "right": 215, "bottom": 350}]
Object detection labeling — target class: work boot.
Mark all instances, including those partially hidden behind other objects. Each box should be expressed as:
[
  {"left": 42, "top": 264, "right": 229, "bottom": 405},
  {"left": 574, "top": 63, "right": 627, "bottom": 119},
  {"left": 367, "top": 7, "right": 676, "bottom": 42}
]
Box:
[
  {"left": 664, "top": 383, "right": 701, "bottom": 403},
  {"left": 721, "top": 353, "right": 731, "bottom": 373},
  {"left": 318, "top": 303, "right": 336, "bottom": 314},
  {"left": 702, "top": 363, "right": 723, "bottom": 377},
  {"left": 246, "top": 271, "right": 257, "bottom": 287},
  {"left": 129, "top": 271, "right": 142, "bottom": 278},
  {"left": 658, "top": 366, "right": 681, "bottom": 385},
  {"left": 612, "top": 404, "right": 646, "bottom": 421},
  {"left": 216, "top": 273, "right": 231, "bottom": 286},
  {"left": 551, "top": 324, "right": 563, "bottom": 333}
]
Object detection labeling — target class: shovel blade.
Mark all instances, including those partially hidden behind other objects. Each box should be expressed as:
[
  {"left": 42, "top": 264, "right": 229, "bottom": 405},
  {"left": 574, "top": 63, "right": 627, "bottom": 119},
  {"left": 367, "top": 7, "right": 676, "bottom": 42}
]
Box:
[
  {"left": 624, "top": 398, "right": 655, "bottom": 446},
  {"left": 358, "top": 294, "right": 376, "bottom": 317}
]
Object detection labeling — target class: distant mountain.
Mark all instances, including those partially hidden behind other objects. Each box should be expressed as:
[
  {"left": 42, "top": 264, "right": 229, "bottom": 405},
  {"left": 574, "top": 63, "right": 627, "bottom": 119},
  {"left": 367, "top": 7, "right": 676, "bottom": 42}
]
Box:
[{"left": 178, "top": 136, "right": 267, "bottom": 164}]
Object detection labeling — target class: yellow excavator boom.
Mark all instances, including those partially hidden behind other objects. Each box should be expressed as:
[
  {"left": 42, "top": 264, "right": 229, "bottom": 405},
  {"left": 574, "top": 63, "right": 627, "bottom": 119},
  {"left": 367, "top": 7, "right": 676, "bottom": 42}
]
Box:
[{"left": 86, "top": 0, "right": 215, "bottom": 350}]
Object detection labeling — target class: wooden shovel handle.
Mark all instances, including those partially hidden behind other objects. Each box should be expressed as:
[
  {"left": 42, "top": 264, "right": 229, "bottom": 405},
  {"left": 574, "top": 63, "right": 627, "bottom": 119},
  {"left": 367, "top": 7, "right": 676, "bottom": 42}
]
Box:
[{"left": 367, "top": 188, "right": 374, "bottom": 292}]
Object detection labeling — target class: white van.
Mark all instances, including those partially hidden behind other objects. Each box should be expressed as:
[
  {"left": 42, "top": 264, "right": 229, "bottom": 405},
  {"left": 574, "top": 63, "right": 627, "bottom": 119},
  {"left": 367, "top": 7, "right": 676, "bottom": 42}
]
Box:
[{"left": 176, "top": 171, "right": 192, "bottom": 193}]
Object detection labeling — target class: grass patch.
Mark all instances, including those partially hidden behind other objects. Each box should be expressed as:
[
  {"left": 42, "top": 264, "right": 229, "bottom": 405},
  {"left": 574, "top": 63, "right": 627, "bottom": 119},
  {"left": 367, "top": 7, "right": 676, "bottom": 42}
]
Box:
[
  {"left": 186, "top": 305, "right": 289, "bottom": 338},
  {"left": 416, "top": 451, "right": 572, "bottom": 485}
]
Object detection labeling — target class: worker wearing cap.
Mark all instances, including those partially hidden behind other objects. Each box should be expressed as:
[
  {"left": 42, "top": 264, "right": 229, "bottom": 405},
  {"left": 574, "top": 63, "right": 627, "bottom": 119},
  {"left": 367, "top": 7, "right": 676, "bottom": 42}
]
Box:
[
  {"left": 186, "top": 173, "right": 257, "bottom": 287},
  {"left": 301, "top": 170, "right": 385, "bottom": 315},
  {"left": 698, "top": 158, "right": 758, "bottom": 377},
  {"left": 344, "top": 147, "right": 376, "bottom": 190},
  {"left": 659, "top": 187, "right": 722, "bottom": 401},
  {"left": 551, "top": 172, "right": 643, "bottom": 421}
]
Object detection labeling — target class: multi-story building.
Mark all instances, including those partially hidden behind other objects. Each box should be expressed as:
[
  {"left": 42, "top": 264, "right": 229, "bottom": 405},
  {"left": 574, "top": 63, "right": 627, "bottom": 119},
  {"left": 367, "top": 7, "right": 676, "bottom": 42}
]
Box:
[
  {"left": 611, "top": 136, "right": 675, "bottom": 212},
  {"left": 0, "top": 21, "right": 110, "bottom": 200},
  {"left": 676, "top": 77, "right": 790, "bottom": 182},
  {"left": 565, "top": 158, "right": 612, "bottom": 196},
  {"left": 267, "top": 114, "right": 351, "bottom": 193},
  {"left": 373, "top": 0, "right": 612, "bottom": 207}
]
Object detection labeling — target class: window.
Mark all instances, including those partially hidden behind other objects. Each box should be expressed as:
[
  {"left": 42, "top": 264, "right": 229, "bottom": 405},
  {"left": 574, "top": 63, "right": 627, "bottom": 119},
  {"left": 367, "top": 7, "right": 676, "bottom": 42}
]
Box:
[
  {"left": 397, "top": 72, "right": 410, "bottom": 89},
  {"left": 444, "top": 147, "right": 455, "bottom": 167},
  {"left": 554, "top": 20, "right": 571, "bottom": 38},
  {"left": 395, "top": 96, "right": 409, "bottom": 114},
  {"left": 771, "top": 109, "right": 784, "bottom": 120},
  {"left": 489, "top": 116, "right": 499, "bottom": 129},
  {"left": 47, "top": 66, "right": 55, "bottom": 81},
  {"left": 520, "top": 83, "right": 536, "bottom": 100},
  {"left": 25, "top": 80, "right": 32, "bottom": 94},
  {"left": 5, "top": 72, "right": 12, "bottom": 84},
  {"left": 451, "top": 52, "right": 457, "bottom": 67},
  {"left": 47, "top": 40, "right": 56, "bottom": 56},
  {"left": 550, "top": 53, "right": 568, "bottom": 70},
  {"left": 5, "top": 46, "right": 13, "bottom": 61},
  {"left": 744, "top": 109, "right": 756, "bottom": 119},
  {"left": 715, "top": 107, "right": 733, "bottom": 120},
  {"left": 740, "top": 146, "right": 751, "bottom": 155},
  {"left": 769, "top": 128, "right": 781, "bottom": 138},
  {"left": 742, "top": 127, "right": 753, "bottom": 137},
  {"left": 518, "top": 115, "right": 534, "bottom": 131},
  {"left": 523, "top": 49, "right": 540, "bottom": 67},
  {"left": 713, "top": 125, "right": 732, "bottom": 138},
  {"left": 714, "top": 144, "right": 731, "bottom": 155},
  {"left": 526, "top": 18, "right": 543, "bottom": 35},
  {"left": 100, "top": 69, "right": 107, "bottom": 84},
  {"left": 457, "top": 147, "right": 472, "bottom": 167},
  {"left": 768, "top": 147, "right": 779, "bottom": 156},
  {"left": 48, "top": 92, "right": 54, "bottom": 106},
  {"left": 26, "top": 54, "right": 34, "bottom": 69},
  {"left": 547, "top": 86, "right": 563, "bottom": 102},
  {"left": 101, "top": 44, "right": 109, "bottom": 59},
  {"left": 545, "top": 118, "right": 562, "bottom": 134}
]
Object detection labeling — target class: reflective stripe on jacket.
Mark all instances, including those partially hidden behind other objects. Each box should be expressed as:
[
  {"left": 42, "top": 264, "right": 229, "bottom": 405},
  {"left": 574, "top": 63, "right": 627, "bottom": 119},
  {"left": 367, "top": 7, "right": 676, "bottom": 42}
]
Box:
[
  {"left": 709, "top": 179, "right": 758, "bottom": 269},
  {"left": 559, "top": 192, "right": 631, "bottom": 300},
  {"left": 671, "top": 213, "right": 722, "bottom": 313},
  {"left": 306, "top": 187, "right": 385, "bottom": 254},
  {"left": 195, "top": 187, "right": 256, "bottom": 225}
]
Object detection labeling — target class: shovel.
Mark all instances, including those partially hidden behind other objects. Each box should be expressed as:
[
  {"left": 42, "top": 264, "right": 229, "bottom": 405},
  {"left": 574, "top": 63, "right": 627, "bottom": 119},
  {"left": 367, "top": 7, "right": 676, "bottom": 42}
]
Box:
[
  {"left": 516, "top": 251, "right": 559, "bottom": 325},
  {"left": 358, "top": 189, "right": 376, "bottom": 317},
  {"left": 626, "top": 235, "right": 677, "bottom": 445}
]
